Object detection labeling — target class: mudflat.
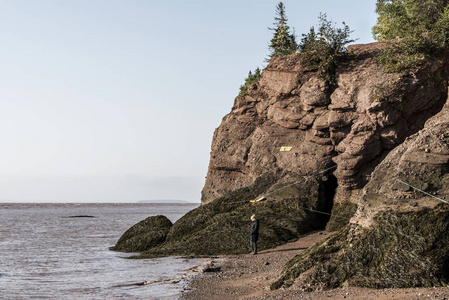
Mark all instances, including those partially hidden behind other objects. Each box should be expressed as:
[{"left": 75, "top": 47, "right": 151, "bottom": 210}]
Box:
[{"left": 182, "top": 231, "right": 449, "bottom": 300}]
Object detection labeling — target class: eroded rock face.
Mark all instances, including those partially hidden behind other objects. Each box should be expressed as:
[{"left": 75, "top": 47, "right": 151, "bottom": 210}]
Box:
[
  {"left": 352, "top": 99, "right": 449, "bottom": 228},
  {"left": 201, "top": 42, "right": 449, "bottom": 213},
  {"left": 271, "top": 94, "right": 449, "bottom": 290}
]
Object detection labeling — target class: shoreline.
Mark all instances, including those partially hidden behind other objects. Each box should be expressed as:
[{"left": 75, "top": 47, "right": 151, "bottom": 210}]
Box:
[{"left": 181, "top": 231, "right": 449, "bottom": 299}]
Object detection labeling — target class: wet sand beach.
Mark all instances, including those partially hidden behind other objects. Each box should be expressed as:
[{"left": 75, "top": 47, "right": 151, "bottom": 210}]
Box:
[{"left": 182, "top": 231, "right": 449, "bottom": 300}]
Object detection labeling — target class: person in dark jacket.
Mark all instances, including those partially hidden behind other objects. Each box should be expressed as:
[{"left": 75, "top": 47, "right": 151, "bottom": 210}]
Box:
[{"left": 249, "top": 214, "right": 259, "bottom": 255}]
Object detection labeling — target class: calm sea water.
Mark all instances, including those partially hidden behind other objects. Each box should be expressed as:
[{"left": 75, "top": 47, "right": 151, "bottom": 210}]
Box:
[{"left": 0, "top": 203, "right": 202, "bottom": 299}]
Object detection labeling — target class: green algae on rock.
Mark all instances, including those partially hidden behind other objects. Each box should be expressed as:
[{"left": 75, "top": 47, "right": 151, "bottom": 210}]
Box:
[
  {"left": 272, "top": 205, "right": 449, "bottom": 290},
  {"left": 325, "top": 201, "right": 357, "bottom": 232},
  {"left": 112, "top": 215, "right": 172, "bottom": 252}
]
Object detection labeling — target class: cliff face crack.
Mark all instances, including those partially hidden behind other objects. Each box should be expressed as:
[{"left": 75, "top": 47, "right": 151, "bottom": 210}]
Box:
[
  {"left": 214, "top": 166, "right": 244, "bottom": 173},
  {"left": 317, "top": 174, "right": 338, "bottom": 228}
]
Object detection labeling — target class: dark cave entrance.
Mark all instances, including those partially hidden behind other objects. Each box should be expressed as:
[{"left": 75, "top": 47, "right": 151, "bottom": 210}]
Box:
[{"left": 317, "top": 174, "right": 338, "bottom": 228}]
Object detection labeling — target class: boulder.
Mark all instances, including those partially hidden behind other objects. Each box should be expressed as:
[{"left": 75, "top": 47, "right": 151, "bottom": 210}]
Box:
[{"left": 112, "top": 215, "right": 173, "bottom": 252}]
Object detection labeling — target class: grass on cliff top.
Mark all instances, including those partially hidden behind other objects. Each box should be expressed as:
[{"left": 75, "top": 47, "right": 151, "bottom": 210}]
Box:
[{"left": 272, "top": 204, "right": 449, "bottom": 290}]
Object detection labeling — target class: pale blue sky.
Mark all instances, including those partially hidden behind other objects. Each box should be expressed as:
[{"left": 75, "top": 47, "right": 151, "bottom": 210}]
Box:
[{"left": 0, "top": 1, "right": 377, "bottom": 202}]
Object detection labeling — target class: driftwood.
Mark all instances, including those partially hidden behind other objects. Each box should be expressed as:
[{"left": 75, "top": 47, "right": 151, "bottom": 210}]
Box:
[
  {"left": 112, "top": 262, "right": 222, "bottom": 288},
  {"left": 113, "top": 275, "right": 188, "bottom": 287}
]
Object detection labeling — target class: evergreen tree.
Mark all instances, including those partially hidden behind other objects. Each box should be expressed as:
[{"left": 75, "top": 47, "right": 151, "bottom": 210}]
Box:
[
  {"left": 372, "top": 0, "right": 449, "bottom": 72},
  {"left": 298, "top": 13, "right": 355, "bottom": 84},
  {"left": 238, "top": 68, "right": 262, "bottom": 97},
  {"left": 268, "top": 2, "right": 298, "bottom": 58}
]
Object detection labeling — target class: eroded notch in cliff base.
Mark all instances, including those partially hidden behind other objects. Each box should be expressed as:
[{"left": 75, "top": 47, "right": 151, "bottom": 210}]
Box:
[{"left": 317, "top": 174, "right": 338, "bottom": 228}]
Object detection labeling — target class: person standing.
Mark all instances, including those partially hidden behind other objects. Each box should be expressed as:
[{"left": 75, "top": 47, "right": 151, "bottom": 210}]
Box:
[{"left": 249, "top": 214, "right": 259, "bottom": 255}]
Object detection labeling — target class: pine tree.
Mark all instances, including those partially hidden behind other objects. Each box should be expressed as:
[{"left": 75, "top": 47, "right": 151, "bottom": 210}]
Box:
[
  {"left": 268, "top": 2, "right": 298, "bottom": 59},
  {"left": 298, "top": 13, "right": 355, "bottom": 84},
  {"left": 239, "top": 68, "right": 262, "bottom": 96}
]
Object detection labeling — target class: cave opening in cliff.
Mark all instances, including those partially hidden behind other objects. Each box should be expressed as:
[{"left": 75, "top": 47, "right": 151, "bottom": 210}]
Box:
[{"left": 318, "top": 174, "right": 338, "bottom": 227}]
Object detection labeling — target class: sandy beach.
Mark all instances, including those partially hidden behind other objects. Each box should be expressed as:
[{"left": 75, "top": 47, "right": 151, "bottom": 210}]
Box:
[{"left": 182, "top": 231, "right": 449, "bottom": 300}]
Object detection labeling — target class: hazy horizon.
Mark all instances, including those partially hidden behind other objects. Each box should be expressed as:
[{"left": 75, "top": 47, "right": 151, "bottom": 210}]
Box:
[{"left": 0, "top": 1, "right": 377, "bottom": 203}]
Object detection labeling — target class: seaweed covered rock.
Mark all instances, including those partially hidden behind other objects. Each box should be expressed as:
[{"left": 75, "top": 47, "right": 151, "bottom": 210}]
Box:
[
  {"left": 112, "top": 215, "right": 172, "bottom": 252},
  {"left": 324, "top": 201, "right": 357, "bottom": 232},
  {"left": 130, "top": 170, "right": 339, "bottom": 258},
  {"left": 272, "top": 97, "right": 449, "bottom": 290},
  {"left": 272, "top": 206, "right": 449, "bottom": 290}
]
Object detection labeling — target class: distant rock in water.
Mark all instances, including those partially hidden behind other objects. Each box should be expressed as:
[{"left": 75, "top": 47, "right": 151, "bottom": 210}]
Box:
[
  {"left": 137, "top": 200, "right": 190, "bottom": 204},
  {"left": 63, "top": 215, "right": 96, "bottom": 218},
  {"left": 112, "top": 215, "right": 173, "bottom": 252}
]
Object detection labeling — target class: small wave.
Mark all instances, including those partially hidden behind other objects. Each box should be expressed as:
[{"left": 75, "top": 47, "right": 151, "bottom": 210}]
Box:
[{"left": 61, "top": 215, "right": 96, "bottom": 218}]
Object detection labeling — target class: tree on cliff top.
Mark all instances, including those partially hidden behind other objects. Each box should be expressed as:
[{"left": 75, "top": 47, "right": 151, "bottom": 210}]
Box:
[
  {"left": 373, "top": 0, "right": 449, "bottom": 44},
  {"left": 373, "top": 0, "right": 449, "bottom": 71},
  {"left": 268, "top": 2, "right": 298, "bottom": 59},
  {"left": 299, "top": 13, "right": 355, "bottom": 85},
  {"left": 238, "top": 68, "right": 261, "bottom": 97}
]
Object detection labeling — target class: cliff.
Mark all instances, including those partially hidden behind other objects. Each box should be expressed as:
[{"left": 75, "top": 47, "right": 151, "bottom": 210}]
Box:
[
  {"left": 202, "top": 41, "right": 448, "bottom": 230},
  {"left": 114, "top": 41, "right": 449, "bottom": 289},
  {"left": 272, "top": 93, "right": 449, "bottom": 290}
]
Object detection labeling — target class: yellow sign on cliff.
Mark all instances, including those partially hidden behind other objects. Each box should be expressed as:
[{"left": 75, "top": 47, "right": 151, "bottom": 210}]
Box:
[{"left": 280, "top": 146, "right": 293, "bottom": 152}]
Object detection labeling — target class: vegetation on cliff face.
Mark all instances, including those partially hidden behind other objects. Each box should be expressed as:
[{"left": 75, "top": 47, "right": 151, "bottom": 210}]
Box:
[
  {"left": 373, "top": 0, "right": 449, "bottom": 72},
  {"left": 238, "top": 68, "right": 262, "bottom": 97},
  {"left": 239, "top": 2, "right": 296, "bottom": 97},
  {"left": 373, "top": 0, "right": 449, "bottom": 43},
  {"left": 239, "top": 2, "right": 356, "bottom": 96}
]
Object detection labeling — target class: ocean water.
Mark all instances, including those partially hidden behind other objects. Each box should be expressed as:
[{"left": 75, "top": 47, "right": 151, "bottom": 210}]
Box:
[{"left": 0, "top": 203, "right": 202, "bottom": 299}]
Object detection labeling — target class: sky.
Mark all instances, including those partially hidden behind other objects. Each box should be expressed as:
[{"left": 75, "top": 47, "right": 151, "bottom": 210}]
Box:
[{"left": 0, "top": 0, "right": 378, "bottom": 203}]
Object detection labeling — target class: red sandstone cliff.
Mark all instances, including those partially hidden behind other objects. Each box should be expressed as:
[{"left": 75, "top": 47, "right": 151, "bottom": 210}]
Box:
[{"left": 201, "top": 42, "right": 449, "bottom": 221}]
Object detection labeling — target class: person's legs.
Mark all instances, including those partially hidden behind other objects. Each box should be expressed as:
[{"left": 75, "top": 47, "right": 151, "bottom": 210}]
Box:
[{"left": 250, "top": 237, "right": 258, "bottom": 254}]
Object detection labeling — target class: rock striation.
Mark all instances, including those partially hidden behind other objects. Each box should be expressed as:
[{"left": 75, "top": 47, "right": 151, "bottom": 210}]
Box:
[{"left": 272, "top": 94, "right": 449, "bottom": 290}]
